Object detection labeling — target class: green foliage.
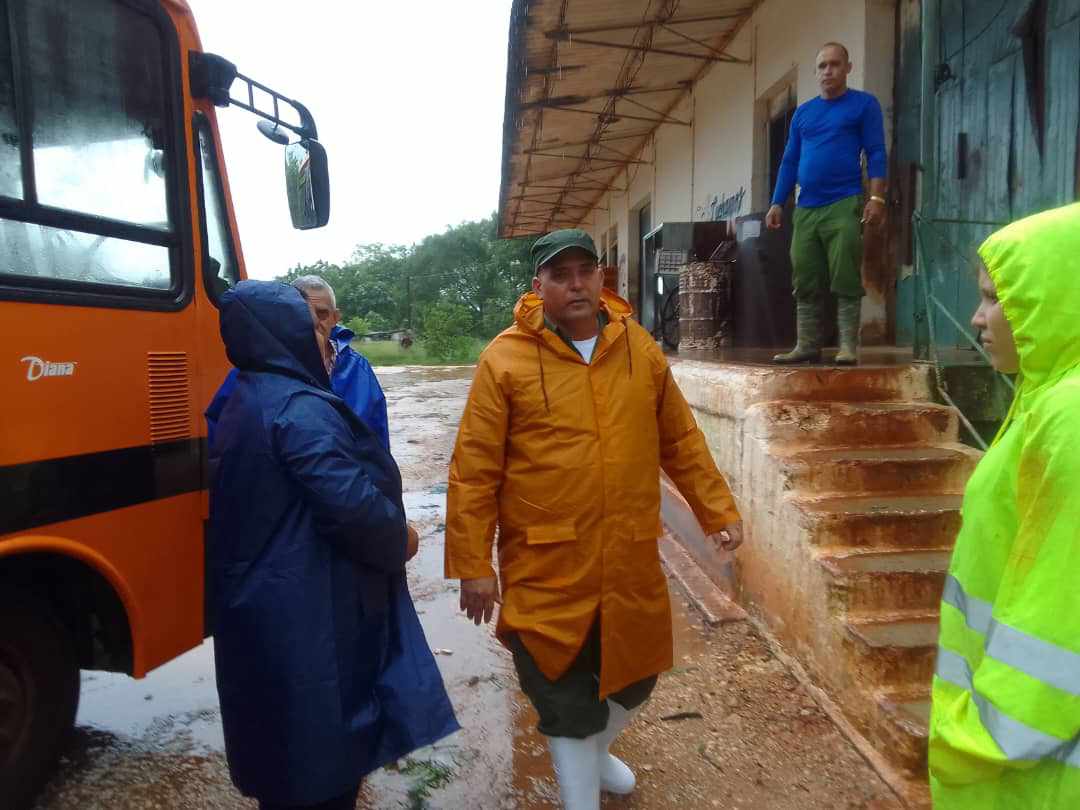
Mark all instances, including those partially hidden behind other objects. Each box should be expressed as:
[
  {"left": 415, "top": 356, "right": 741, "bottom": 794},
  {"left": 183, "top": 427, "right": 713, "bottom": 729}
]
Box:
[
  {"left": 363, "top": 311, "right": 393, "bottom": 332},
  {"left": 354, "top": 339, "right": 483, "bottom": 367},
  {"left": 400, "top": 757, "right": 454, "bottom": 809},
  {"left": 419, "top": 301, "right": 477, "bottom": 363},
  {"left": 276, "top": 215, "right": 534, "bottom": 362},
  {"left": 478, "top": 296, "right": 515, "bottom": 339},
  {"left": 343, "top": 315, "right": 371, "bottom": 336}
]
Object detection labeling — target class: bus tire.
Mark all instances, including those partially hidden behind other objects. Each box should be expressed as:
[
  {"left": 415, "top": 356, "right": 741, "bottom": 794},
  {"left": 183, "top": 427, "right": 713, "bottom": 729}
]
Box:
[{"left": 0, "top": 591, "right": 80, "bottom": 809}]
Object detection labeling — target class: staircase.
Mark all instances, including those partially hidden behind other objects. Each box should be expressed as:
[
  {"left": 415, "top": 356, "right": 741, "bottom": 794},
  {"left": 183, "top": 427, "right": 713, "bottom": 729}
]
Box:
[{"left": 669, "top": 358, "right": 982, "bottom": 804}]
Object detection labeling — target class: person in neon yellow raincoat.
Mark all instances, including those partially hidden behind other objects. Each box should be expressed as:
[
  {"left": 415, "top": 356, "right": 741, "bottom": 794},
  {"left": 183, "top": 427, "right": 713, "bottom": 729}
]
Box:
[{"left": 929, "top": 202, "right": 1080, "bottom": 807}]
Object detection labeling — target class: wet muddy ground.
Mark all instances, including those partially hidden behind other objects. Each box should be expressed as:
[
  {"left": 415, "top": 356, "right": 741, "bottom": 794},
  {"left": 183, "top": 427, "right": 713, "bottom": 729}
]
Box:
[{"left": 35, "top": 365, "right": 900, "bottom": 809}]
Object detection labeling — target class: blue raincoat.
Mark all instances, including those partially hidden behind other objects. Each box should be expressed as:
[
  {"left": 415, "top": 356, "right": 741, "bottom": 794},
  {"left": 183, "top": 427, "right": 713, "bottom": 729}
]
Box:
[
  {"left": 329, "top": 324, "right": 390, "bottom": 452},
  {"left": 207, "top": 281, "right": 458, "bottom": 805},
  {"left": 206, "top": 325, "right": 389, "bottom": 452}
]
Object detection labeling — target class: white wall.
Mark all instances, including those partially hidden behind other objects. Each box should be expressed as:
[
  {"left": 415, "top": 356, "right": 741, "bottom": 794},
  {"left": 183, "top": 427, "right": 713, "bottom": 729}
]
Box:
[
  {"left": 692, "top": 26, "right": 756, "bottom": 222},
  {"left": 653, "top": 95, "right": 694, "bottom": 225},
  {"left": 586, "top": 0, "right": 893, "bottom": 303}
]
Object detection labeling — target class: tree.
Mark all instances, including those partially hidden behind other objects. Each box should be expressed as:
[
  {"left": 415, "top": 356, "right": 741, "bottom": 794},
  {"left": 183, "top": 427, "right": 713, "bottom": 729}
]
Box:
[
  {"left": 274, "top": 214, "right": 535, "bottom": 349},
  {"left": 343, "top": 315, "right": 372, "bottom": 336},
  {"left": 419, "top": 301, "right": 475, "bottom": 363}
]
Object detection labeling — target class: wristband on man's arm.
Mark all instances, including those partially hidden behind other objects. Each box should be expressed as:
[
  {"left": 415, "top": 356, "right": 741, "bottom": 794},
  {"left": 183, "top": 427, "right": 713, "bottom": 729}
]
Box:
[{"left": 869, "top": 195, "right": 886, "bottom": 205}]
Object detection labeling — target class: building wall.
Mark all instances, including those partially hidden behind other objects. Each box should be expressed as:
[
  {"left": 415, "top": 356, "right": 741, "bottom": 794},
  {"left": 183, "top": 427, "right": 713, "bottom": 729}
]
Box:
[{"left": 586, "top": 0, "right": 896, "bottom": 333}]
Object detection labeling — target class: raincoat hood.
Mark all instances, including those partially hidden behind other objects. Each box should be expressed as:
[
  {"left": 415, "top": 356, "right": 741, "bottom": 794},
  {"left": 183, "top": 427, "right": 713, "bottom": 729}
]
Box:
[
  {"left": 513, "top": 287, "right": 634, "bottom": 336},
  {"left": 930, "top": 204, "right": 1080, "bottom": 806},
  {"left": 330, "top": 323, "right": 355, "bottom": 352},
  {"left": 978, "top": 202, "right": 1080, "bottom": 389},
  {"left": 219, "top": 280, "right": 329, "bottom": 389}
]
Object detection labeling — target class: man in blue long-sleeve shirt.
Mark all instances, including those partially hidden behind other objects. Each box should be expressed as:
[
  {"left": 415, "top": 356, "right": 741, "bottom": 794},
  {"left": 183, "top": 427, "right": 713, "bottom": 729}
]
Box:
[{"left": 766, "top": 42, "right": 888, "bottom": 365}]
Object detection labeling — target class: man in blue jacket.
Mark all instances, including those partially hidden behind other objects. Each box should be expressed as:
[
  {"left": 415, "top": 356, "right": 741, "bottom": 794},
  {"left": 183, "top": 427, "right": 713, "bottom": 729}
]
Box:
[
  {"left": 207, "top": 281, "right": 458, "bottom": 809},
  {"left": 206, "top": 275, "right": 389, "bottom": 452},
  {"left": 293, "top": 275, "right": 390, "bottom": 452},
  {"left": 766, "top": 42, "right": 888, "bottom": 366}
]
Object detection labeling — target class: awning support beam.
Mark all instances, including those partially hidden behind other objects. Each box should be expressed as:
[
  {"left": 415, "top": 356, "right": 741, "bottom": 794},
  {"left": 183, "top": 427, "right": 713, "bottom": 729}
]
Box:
[
  {"left": 526, "top": 64, "right": 586, "bottom": 76},
  {"left": 512, "top": 191, "right": 608, "bottom": 209},
  {"left": 619, "top": 94, "right": 684, "bottom": 124},
  {"left": 524, "top": 130, "right": 655, "bottom": 151},
  {"left": 546, "top": 11, "right": 750, "bottom": 37},
  {"left": 526, "top": 168, "right": 624, "bottom": 183},
  {"left": 547, "top": 104, "right": 690, "bottom": 127},
  {"left": 548, "top": 33, "right": 750, "bottom": 64},
  {"left": 659, "top": 23, "right": 741, "bottom": 61},
  {"left": 526, "top": 151, "right": 651, "bottom": 165},
  {"left": 521, "top": 183, "right": 625, "bottom": 192},
  {"left": 516, "top": 81, "right": 692, "bottom": 110}
]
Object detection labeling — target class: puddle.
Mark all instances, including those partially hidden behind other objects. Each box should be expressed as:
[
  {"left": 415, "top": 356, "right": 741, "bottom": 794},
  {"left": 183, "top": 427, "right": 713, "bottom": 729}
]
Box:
[
  {"left": 76, "top": 642, "right": 224, "bottom": 753},
  {"left": 43, "top": 363, "right": 718, "bottom": 808}
]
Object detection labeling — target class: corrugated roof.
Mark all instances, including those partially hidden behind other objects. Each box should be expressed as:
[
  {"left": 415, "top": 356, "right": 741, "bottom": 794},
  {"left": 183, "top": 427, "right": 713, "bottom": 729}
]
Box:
[{"left": 497, "top": 0, "right": 758, "bottom": 238}]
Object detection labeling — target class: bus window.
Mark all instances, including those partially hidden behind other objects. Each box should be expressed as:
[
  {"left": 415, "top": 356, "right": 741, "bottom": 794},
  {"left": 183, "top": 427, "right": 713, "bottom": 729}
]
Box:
[
  {"left": 0, "top": 1, "right": 19, "bottom": 199},
  {"left": 194, "top": 115, "right": 239, "bottom": 301},
  {"left": 0, "top": 0, "right": 183, "bottom": 299},
  {"left": 26, "top": 0, "right": 170, "bottom": 227},
  {"left": 0, "top": 219, "right": 170, "bottom": 287}
]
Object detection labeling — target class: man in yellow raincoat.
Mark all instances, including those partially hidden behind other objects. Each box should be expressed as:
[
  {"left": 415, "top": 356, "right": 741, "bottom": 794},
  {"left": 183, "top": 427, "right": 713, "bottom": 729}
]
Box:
[
  {"left": 929, "top": 202, "right": 1080, "bottom": 808},
  {"left": 445, "top": 229, "right": 742, "bottom": 809}
]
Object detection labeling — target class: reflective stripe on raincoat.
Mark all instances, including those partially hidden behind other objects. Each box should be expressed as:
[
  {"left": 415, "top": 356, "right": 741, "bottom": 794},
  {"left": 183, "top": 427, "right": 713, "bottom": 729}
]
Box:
[
  {"left": 929, "top": 203, "right": 1080, "bottom": 808},
  {"left": 445, "top": 289, "right": 740, "bottom": 698}
]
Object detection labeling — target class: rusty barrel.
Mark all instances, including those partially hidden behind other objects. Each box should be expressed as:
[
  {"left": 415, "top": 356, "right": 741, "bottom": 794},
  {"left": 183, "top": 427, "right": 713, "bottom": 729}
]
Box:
[{"left": 678, "top": 260, "right": 733, "bottom": 352}]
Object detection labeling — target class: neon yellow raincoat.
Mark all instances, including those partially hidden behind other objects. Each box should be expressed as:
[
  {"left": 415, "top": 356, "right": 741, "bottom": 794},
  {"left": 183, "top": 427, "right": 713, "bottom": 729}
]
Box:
[{"left": 929, "top": 202, "right": 1080, "bottom": 807}]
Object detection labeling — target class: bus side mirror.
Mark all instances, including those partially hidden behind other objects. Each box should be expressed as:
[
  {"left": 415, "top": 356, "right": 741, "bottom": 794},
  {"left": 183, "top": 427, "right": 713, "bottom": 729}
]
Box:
[{"left": 285, "top": 140, "right": 330, "bottom": 229}]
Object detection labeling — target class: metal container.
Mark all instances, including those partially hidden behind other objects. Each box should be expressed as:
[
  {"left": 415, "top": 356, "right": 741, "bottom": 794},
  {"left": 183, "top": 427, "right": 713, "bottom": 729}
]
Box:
[{"left": 678, "top": 254, "right": 733, "bottom": 351}]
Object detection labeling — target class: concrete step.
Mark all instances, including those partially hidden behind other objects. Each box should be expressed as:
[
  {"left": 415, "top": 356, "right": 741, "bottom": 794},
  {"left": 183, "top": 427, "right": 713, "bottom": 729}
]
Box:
[
  {"left": 783, "top": 445, "right": 980, "bottom": 496},
  {"left": 671, "top": 359, "right": 935, "bottom": 417},
  {"left": 844, "top": 613, "right": 939, "bottom": 691},
  {"left": 658, "top": 533, "right": 747, "bottom": 625},
  {"left": 748, "top": 400, "right": 959, "bottom": 448},
  {"left": 793, "top": 493, "right": 963, "bottom": 550},
  {"left": 875, "top": 690, "right": 931, "bottom": 778},
  {"left": 819, "top": 548, "right": 951, "bottom": 613}
]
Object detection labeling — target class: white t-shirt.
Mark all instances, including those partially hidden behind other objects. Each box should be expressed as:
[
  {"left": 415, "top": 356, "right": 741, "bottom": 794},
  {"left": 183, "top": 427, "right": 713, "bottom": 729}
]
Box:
[{"left": 572, "top": 335, "right": 599, "bottom": 363}]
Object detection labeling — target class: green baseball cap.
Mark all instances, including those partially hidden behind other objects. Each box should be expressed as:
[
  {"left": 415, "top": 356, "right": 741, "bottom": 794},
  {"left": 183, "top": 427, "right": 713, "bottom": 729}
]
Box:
[{"left": 531, "top": 228, "right": 598, "bottom": 274}]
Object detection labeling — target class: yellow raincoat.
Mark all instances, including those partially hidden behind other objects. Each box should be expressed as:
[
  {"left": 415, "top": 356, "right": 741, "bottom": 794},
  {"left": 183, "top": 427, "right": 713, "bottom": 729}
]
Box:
[
  {"left": 929, "top": 203, "right": 1080, "bottom": 807},
  {"left": 445, "top": 289, "right": 739, "bottom": 697}
]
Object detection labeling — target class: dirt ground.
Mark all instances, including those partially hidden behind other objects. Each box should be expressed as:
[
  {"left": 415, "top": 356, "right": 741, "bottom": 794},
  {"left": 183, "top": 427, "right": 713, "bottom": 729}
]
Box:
[{"left": 35, "top": 365, "right": 901, "bottom": 810}]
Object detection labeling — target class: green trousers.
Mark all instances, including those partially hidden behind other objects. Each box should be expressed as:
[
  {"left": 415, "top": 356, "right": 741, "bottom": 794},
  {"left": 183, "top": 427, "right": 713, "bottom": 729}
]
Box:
[
  {"left": 790, "top": 194, "right": 865, "bottom": 300},
  {"left": 509, "top": 622, "right": 658, "bottom": 738}
]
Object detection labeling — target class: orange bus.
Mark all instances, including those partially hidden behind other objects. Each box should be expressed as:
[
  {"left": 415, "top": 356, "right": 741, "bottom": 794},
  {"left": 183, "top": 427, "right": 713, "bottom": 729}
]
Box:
[{"left": 0, "top": 1, "right": 330, "bottom": 804}]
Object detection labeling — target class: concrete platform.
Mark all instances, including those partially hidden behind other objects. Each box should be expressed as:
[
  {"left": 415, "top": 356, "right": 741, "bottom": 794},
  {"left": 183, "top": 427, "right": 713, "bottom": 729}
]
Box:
[{"left": 664, "top": 350, "right": 978, "bottom": 804}]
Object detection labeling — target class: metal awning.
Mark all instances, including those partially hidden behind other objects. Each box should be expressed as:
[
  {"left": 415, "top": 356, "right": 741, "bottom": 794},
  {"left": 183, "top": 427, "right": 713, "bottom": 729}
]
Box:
[{"left": 497, "top": 0, "right": 757, "bottom": 238}]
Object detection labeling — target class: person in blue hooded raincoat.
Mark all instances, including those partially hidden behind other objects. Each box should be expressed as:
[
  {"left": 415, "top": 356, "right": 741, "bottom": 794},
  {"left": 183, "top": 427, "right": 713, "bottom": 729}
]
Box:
[
  {"left": 207, "top": 280, "right": 458, "bottom": 810},
  {"left": 206, "top": 275, "right": 389, "bottom": 452}
]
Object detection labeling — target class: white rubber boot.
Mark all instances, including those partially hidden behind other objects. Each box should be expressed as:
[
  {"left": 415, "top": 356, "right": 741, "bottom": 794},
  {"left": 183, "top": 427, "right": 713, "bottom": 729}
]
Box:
[
  {"left": 546, "top": 735, "right": 601, "bottom": 810},
  {"left": 595, "top": 700, "right": 640, "bottom": 795}
]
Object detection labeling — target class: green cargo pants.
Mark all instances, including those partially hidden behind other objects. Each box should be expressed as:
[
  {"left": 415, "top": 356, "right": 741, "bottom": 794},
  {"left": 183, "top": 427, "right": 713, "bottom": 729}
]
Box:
[
  {"left": 790, "top": 194, "right": 865, "bottom": 301},
  {"left": 509, "top": 622, "right": 658, "bottom": 738}
]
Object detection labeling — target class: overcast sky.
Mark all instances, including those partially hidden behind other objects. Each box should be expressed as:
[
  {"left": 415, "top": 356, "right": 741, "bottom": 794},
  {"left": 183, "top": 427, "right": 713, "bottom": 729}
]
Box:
[{"left": 188, "top": 1, "right": 511, "bottom": 280}]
